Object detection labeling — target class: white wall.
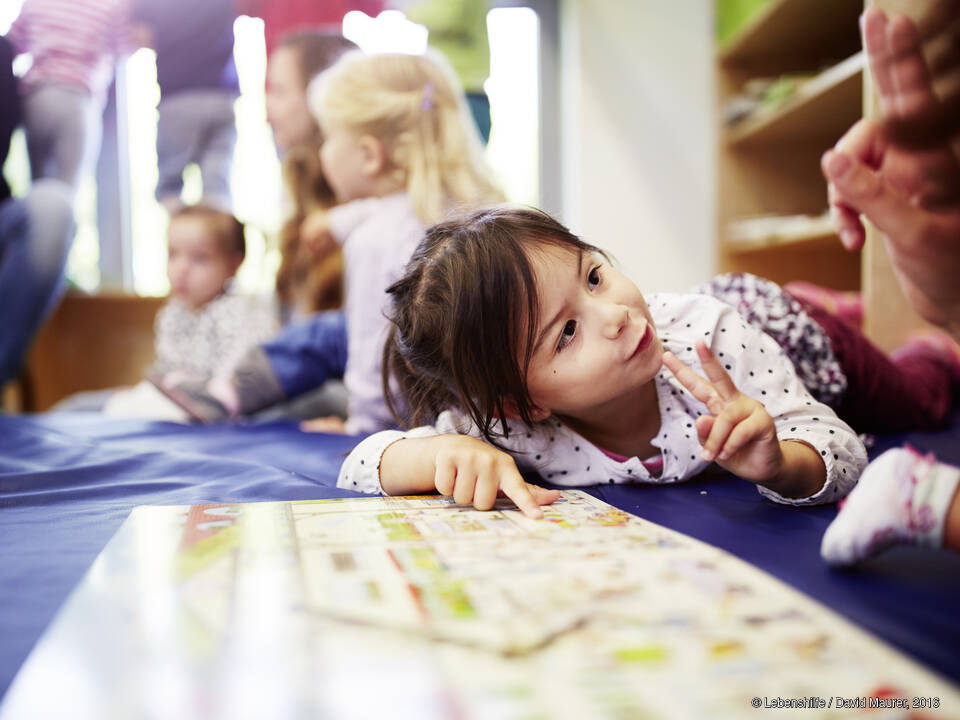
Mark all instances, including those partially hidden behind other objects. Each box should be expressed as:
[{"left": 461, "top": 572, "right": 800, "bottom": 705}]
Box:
[{"left": 559, "top": 0, "right": 715, "bottom": 293}]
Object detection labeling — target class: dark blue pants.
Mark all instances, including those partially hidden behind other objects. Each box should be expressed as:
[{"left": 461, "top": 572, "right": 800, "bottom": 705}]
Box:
[{"left": 262, "top": 310, "right": 348, "bottom": 398}]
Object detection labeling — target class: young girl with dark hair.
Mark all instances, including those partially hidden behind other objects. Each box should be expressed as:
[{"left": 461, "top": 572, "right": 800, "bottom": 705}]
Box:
[{"left": 338, "top": 207, "right": 957, "bottom": 519}]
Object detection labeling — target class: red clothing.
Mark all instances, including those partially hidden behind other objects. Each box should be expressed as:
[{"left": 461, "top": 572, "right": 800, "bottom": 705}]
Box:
[
  {"left": 597, "top": 445, "right": 664, "bottom": 476},
  {"left": 236, "top": 0, "right": 383, "bottom": 55},
  {"left": 8, "top": 0, "right": 131, "bottom": 100}
]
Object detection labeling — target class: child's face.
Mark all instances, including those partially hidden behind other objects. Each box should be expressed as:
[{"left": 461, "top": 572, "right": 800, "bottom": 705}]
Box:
[
  {"left": 319, "top": 122, "right": 378, "bottom": 203},
  {"left": 266, "top": 46, "right": 316, "bottom": 151},
  {"left": 523, "top": 244, "right": 663, "bottom": 419},
  {"left": 166, "top": 217, "right": 240, "bottom": 310}
]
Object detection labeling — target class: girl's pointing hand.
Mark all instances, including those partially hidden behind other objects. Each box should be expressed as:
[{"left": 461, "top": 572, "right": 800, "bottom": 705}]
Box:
[{"left": 433, "top": 436, "right": 561, "bottom": 518}]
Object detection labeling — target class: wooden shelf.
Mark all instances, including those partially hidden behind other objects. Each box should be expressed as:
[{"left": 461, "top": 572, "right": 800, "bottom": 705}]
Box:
[
  {"left": 726, "top": 52, "right": 864, "bottom": 148},
  {"left": 719, "top": 0, "right": 862, "bottom": 71},
  {"left": 723, "top": 213, "right": 837, "bottom": 253}
]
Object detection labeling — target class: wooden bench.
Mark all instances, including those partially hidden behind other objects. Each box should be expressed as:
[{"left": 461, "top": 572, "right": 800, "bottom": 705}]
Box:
[{"left": 5, "top": 293, "right": 165, "bottom": 412}]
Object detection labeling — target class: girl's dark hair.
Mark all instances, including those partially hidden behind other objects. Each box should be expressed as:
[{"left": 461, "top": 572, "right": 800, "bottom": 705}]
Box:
[{"left": 383, "top": 206, "right": 603, "bottom": 443}]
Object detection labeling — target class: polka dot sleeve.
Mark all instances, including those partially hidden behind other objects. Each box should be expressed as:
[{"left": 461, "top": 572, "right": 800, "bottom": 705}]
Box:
[
  {"left": 336, "top": 412, "right": 471, "bottom": 495},
  {"left": 704, "top": 301, "right": 868, "bottom": 505}
]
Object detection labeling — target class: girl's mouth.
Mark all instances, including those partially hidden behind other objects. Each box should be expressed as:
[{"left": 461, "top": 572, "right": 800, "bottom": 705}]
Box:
[{"left": 629, "top": 324, "right": 654, "bottom": 360}]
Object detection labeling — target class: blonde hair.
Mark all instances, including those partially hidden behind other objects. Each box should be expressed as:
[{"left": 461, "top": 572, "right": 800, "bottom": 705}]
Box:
[{"left": 309, "top": 51, "right": 504, "bottom": 225}]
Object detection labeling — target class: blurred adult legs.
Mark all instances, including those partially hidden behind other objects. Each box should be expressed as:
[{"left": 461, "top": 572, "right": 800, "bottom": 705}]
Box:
[
  {"left": 0, "top": 180, "right": 74, "bottom": 383},
  {"left": 21, "top": 85, "right": 101, "bottom": 192},
  {"left": 156, "top": 90, "right": 236, "bottom": 210}
]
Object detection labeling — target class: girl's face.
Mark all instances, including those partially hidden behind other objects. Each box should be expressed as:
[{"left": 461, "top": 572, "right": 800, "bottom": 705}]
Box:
[
  {"left": 166, "top": 217, "right": 240, "bottom": 310},
  {"left": 523, "top": 244, "right": 663, "bottom": 419},
  {"left": 266, "top": 46, "right": 316, "bottom": 151},
  {"left": 319, "top": 122, "right": 379, "bottom": 202}
]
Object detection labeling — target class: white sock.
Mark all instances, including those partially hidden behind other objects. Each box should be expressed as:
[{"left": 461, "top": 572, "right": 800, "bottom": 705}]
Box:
[
  {"left": 207, "top": 375, "right": 240, "bottom": 416},
  {"left": 821, "top": 447, "right": 960, "bottom": 566}
]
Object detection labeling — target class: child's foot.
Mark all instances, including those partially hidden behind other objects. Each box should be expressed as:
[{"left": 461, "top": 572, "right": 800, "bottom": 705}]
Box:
[
  {"left": 784, "top": 281, "right": 864, "bottom": 327},
  {"left": 147, "top": 372, "right": 231, "bottom": 423},
  {"left": 821, "top": 447, "right": 960, "bottom": 566},
  {"left": 891, "top": 329, "right": 960, "bottom": 385}
]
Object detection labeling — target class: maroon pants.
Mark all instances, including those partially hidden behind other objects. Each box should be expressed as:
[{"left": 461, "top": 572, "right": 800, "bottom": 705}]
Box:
[{"left": 805, "top": 305, "right": 955, "bottom": 433}]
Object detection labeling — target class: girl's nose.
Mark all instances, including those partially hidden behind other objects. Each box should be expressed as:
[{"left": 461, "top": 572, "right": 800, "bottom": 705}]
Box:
[{"left": 601, "top": 302, "right": 629, "bottom": 339}]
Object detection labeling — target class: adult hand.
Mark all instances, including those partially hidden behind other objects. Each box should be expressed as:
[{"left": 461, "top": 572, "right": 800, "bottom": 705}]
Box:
[{"left": 823, "top": 7, "right": 960, "bottom": 337}]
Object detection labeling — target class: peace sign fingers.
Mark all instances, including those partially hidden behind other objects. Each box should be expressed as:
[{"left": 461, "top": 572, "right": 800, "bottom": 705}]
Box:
[{"left": 662, "top": 340, "right": 740, "bottom": 413}]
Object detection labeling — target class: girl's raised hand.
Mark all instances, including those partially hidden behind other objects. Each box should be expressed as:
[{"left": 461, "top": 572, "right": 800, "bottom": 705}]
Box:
[
  {"left": 662, "top": 341, "right": 784, "bottom": 483},
  {"left": 300, "top": 209, "right": 335, "bottom": 256},
  {"left": 433, "top": 435, "right": 561, "bottom": 519}
]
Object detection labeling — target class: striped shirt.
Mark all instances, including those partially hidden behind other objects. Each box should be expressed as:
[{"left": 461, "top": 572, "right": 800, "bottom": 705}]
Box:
[{"left": 7, "top": 0, "right": 131, "bottom": 100}]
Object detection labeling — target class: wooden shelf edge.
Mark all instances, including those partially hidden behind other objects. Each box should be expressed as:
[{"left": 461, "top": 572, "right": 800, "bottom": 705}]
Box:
[
  {"left": 723, "top": 214, "right": 839, "bottom": 253},
  {"left": 717, "top": 0, "right": 788, "bottom": 64},
  {"left": 724, "top": 52, "right": 864, "bottom": 147},
  {"left": 723, "top": 232, "right": 840, "bottom": 254}
]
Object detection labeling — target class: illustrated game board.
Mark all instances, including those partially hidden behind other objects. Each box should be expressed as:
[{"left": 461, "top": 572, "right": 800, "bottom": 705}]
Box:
[{"left": 2, "top": 491, "right": 957, "bottom": 719}]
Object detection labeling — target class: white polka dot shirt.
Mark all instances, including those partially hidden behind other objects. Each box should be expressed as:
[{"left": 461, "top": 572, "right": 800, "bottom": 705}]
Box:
[{"left": 338, "top": 293, "right": 868, "bottom": 506}]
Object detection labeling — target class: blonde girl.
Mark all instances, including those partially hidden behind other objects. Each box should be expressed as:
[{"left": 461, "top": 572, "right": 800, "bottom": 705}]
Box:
[{"left": 154, "top": 50, "right": 505, "bottom": 434}]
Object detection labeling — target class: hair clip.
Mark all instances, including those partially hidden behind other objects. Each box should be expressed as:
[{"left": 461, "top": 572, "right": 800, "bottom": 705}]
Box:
[{"left": 420, "top": 82, "right": 435, "bottom": 111}]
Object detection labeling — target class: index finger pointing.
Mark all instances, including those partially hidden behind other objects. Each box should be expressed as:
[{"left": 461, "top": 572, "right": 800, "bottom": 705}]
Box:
[{"left": 501, "top": 473, "right": 546, "bottom": 519}]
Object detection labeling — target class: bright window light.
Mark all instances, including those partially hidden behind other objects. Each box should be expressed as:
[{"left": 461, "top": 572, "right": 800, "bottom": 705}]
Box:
[
  {"left": 342, "top": 10, "right": 428, "bottom": 55},
  {"left": 0, "top": 0, "right": 24, "bottom": 35}
]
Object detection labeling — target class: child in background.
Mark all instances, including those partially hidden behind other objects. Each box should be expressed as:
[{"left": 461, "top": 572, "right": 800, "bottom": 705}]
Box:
[
  {"left": 155, "top": 51, "right": 504, "bottom": 433},
  {"left": 103, "top": 205, "right": 274, "bottom": 419},
  {"left": 339, "top": 206, "right": 882, "bottom": 518},
  {"left": 152, "top": 205, "right": 275, "bottom": 379}
]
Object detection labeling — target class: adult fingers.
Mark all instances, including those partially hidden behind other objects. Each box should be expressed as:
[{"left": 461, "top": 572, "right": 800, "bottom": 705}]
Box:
[
  {"left": 827, "top": 189, "right": 867, "bottom": 251},
  {"left": 694, "top": 341, "right": 739, "bottom": 402},
  {"left": 863, "top": 8, "right": 897, "bottom": 116},
  {"left": 887, "top": 12, "right": 940, "bottom": 121},
  {"left": 662, "top": 351, "right": 721, "bottom": 410},
  {"left": 834, "top": 117, "right": 884, "bottom": 168},
  {"left": 821, "top": 149, "right": 920, "bottom": 243}
]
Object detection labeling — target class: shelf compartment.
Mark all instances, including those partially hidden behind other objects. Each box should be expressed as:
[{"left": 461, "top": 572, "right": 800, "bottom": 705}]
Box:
[
  {"left": 723, "top": 212, "right": 837, "bottom": 253},
  {"left": 719, "top": 0, "right": 862, "bottom": 71},
  {"left": 725, "top": 52, "right": 863, "bottom": 148}
]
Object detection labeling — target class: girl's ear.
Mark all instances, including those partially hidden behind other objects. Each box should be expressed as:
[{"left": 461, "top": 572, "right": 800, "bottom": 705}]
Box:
[
  {"left": 500, "top": 397, "right": 550, "bottom": 423},
  {"left": 358, "top": 134, "right": 386, "bottom": 177}
]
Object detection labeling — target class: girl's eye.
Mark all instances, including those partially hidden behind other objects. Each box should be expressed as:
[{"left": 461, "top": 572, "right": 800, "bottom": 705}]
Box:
[
  {"left": 557, "top": 319, "right": 577, "bottom": 352},
  {"left": 588, "top": 265, "right": 601, "bottom": 288}
]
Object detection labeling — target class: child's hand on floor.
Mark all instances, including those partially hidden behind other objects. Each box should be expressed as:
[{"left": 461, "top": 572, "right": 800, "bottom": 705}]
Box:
[
  {"left": 662, "top": 341, "right": 784, "bottom": 484},
  {"left": 301, "top": 416, "right": 348, "bottom": 434},
  {"left": 433, "top": 435, "right": 561, "bottom": 519}
]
